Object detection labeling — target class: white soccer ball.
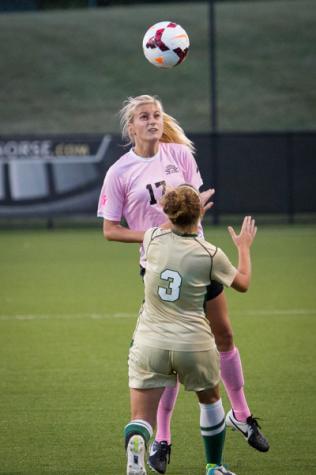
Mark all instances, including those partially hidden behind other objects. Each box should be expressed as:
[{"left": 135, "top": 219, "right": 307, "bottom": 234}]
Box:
[{"left": 142, "top": 21, "right": 190, "bottom": 69}]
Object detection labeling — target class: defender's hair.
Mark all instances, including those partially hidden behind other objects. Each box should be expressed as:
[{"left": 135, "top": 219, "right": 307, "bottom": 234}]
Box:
[
  {"left": 160, "top": 185, "right": 201, "bottom": 227},
  {"left": 119, "top": 95, "right": 195, "bottom": 153}
]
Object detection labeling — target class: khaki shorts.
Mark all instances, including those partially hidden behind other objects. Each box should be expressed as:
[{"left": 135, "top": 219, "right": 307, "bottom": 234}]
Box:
[{"left": 128, "top": 342, "right": 220, "bottom": 392}]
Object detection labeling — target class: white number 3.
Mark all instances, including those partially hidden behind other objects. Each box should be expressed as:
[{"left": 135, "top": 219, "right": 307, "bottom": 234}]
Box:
[{"left": 158, "top": 269, "right": 182, "bottom": 302}]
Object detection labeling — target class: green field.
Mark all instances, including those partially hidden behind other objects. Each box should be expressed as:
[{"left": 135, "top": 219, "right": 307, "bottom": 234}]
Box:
[
  {"left": 1, "top": 224, "right": 316, "bottom": 474},
  {"left": 1, "top": 0, "right": 315, "bottom": 134}
]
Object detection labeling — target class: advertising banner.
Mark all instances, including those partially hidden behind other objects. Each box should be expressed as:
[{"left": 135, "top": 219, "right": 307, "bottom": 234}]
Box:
[{"left": 0, "top": 134, "right": 111, "bottom": 217}]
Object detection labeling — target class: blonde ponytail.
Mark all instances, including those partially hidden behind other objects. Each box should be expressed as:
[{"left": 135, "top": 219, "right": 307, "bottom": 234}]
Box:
[{"left": 161, "top": 112, "right": 195, "bottom": 153}]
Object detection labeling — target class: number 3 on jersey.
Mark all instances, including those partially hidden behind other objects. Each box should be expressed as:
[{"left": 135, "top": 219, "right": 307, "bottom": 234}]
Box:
[{"left": 158, "top": 269, "right": 182, "bottom": 302}]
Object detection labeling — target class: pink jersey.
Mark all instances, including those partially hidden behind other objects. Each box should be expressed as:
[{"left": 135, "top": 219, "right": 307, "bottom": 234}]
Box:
[{"left": 97, "top": 142, "right": 203, "bottom": 264}]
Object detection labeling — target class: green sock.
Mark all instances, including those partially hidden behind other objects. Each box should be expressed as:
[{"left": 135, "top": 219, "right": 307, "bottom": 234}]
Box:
[
  {"left": 200, "top": 400, "right": 226, "bottom": 465},
  {"left": 202, "top": 428, "right": 226, "bottom": 465}
]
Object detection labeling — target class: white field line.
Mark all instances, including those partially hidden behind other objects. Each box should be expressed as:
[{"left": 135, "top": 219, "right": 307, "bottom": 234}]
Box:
[
  {"left": 0, "top": 313, "right": 136, "bottom": 321},
  {"left": 0, "top": 309, "right": 315, "bottom": 321}
]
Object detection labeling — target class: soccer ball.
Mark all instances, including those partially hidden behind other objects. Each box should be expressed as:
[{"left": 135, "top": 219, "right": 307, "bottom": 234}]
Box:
[{"left": 142, "top": 21, "right": 190, "bottom": 69}]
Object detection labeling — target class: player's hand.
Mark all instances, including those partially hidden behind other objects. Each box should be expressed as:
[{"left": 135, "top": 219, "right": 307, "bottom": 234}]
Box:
[
  {"left": 200, "top": 188, "right": 215, "bottom": 213},
  {"left": 228, "top": 216, "right": 257, "bottom": 248}
]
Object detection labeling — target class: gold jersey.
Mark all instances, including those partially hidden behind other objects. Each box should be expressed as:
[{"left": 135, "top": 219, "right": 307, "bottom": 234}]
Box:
[{"left": 134, "top": 227, "right": 237, "bottom": 352}]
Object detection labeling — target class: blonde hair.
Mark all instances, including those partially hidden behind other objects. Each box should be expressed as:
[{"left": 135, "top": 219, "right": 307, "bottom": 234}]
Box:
[
  {"left": 160, "top": 185, "right": 201, "bottom": 227},
  {"left": 119, "top": 94, "right": 195, "bottom": 153}
]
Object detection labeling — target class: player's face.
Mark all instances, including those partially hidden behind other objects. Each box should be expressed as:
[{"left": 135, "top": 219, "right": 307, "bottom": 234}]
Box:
[{"left": 129, "top": 103, "right": 163, "bottom": 145}]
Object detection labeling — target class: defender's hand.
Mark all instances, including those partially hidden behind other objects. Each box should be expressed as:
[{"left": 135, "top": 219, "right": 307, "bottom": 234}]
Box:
[
  {"left": 200, "top": 188, "right": 215, "bottom": 214},
  {"left": 228, "top": 216, "right": 257, "bottom": 249}
]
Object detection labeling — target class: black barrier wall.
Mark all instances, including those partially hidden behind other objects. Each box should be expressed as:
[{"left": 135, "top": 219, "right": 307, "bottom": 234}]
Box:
[
  {"left": 0, "top": 132, "right": 315, "bottom": 223},
  {"left": 194, "top": 132, "right": 316, "bottom": 221}
]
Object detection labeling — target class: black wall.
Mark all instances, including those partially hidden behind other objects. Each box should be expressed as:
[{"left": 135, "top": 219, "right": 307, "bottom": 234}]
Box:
[{"left": 1, "top": 131, "right": 314, "bottom": 223}]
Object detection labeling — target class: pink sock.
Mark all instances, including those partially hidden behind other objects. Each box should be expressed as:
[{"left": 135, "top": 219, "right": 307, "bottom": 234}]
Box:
[
  {"left": 220, "top": 347, "right": 251, "bottom": 422},
  {"left": 155, "top": 381, "right": 180, "bottom": 444}
]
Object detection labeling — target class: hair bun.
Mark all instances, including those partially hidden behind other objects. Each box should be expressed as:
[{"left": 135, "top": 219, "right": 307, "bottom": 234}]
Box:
[{"left": 160, "top": 185, "right": 201, "bottom": 227}]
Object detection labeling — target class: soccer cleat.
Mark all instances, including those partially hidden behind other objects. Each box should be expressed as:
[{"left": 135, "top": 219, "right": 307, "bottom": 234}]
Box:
[
  {"left": 147, "top": 440, "right": 171, "bottom": 474},
  {"left": 205, "top": 463, "right": 237, "bottom": 475},
  {"left": 126, "top": 434, "right": 147, "bottom": 475},
  {"left": 226, "top": 409, "right": 270, "bottom": 452}
]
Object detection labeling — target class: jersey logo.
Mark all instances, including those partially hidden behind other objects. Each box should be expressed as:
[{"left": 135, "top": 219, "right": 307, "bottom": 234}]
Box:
[{"left": 165, "top": 164, "right": 179, "bottom": 175}]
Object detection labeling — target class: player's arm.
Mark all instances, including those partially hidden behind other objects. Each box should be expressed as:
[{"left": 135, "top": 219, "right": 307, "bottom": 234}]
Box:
[
  {"left": 228, "top": 216, "right": 257, "bottom": 293},
  {"left": 103, "top": 219, "right": 145, "bottom": 243}
]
